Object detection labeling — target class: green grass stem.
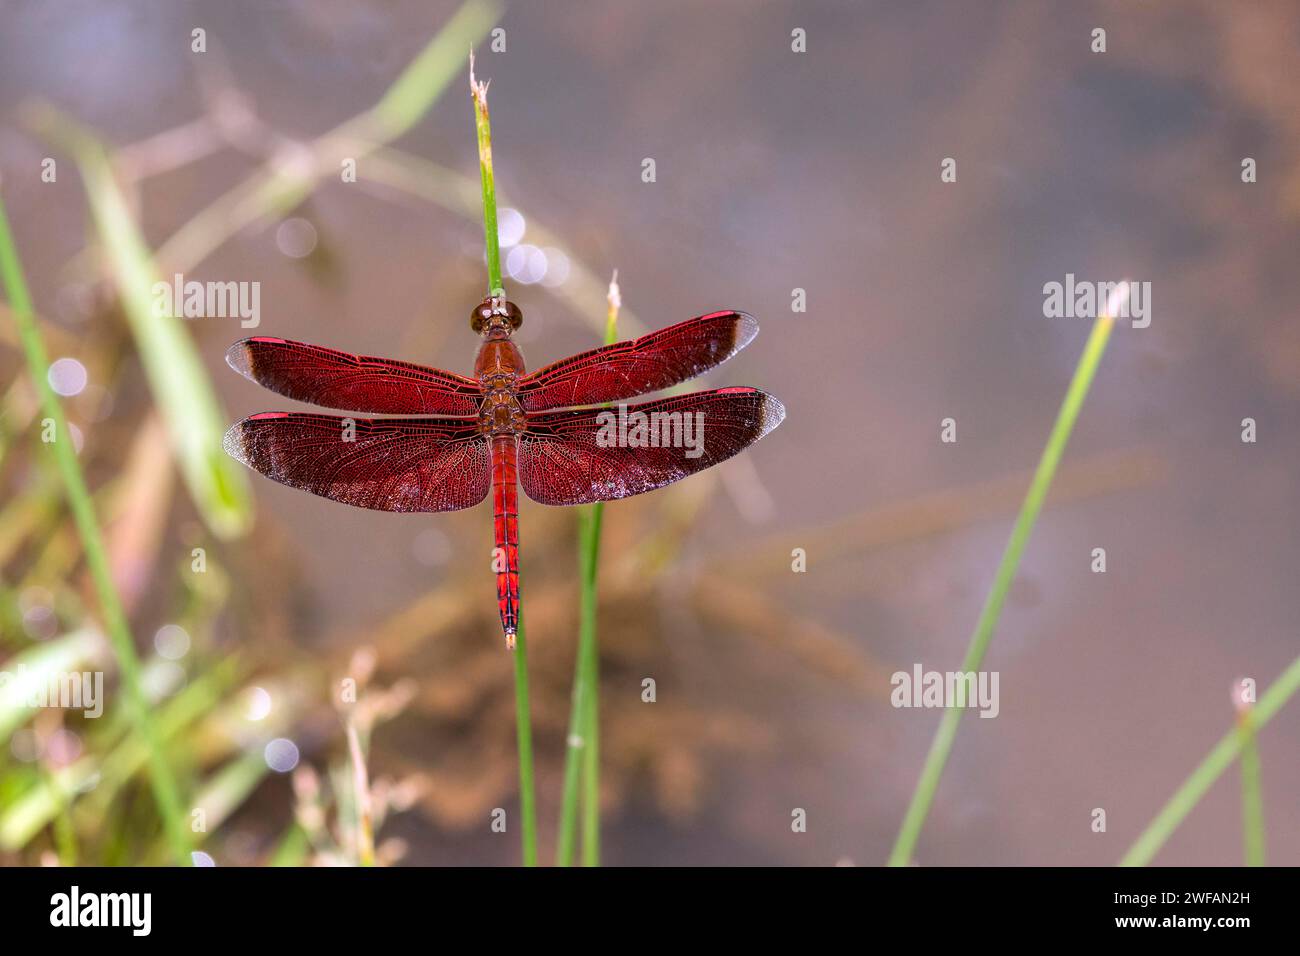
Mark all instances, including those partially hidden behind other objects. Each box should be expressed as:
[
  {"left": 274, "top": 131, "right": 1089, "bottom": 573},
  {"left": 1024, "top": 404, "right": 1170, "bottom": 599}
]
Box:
[
  {"left": 1118, "top": 658, "right": 1300, "bottom": 866},
  {"left": 512, "top": 614, "right": 537, "bottom": 867},
  {"left": 1237, "top": 709, "right": 1265, "bottom": 866},
  {"left": 471, "top": 53, "right": 503, "bottom": 296},
  {"left": 888, "top": 315, "right": 1114, "bottom": 866},
  {"left": 557, "top": 275, "right": 620, "bottom": 866}
]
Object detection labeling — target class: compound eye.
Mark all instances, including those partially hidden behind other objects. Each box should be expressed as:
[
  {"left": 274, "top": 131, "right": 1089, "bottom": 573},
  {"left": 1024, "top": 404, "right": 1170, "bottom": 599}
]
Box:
[
  {"left": 506, "top": 302, "right": 523, "bottom": 330},
  {"left": 470, "top": 303, "right": 492, "bottom": 332}
]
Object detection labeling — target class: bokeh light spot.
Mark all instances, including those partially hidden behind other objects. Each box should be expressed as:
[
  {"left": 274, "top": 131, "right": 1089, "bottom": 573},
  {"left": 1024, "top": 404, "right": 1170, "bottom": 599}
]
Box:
[
  {"left": 264, "top": 738, "right": 300, "bottom": 773},
  {"left": 154, "top": 623, "right": 191, "bottom": 660},
  {"left": 276, "top": 218, "right": 319, "bottom": 258},
  {"left": 245, "top": 686, "right": 273, "bottom": 722},
  {"left": 497, "top": 207, "right": 525, "bottom": 247},
  {"left": 48, "top": 357, "right": 88, "bottom": 397}
]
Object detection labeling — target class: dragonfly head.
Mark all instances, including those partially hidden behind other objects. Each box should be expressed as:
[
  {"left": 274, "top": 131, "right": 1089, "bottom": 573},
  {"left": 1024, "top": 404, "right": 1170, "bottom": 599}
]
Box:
[{"left": 471, "top": 295, "right": 523, "bottom": 338}]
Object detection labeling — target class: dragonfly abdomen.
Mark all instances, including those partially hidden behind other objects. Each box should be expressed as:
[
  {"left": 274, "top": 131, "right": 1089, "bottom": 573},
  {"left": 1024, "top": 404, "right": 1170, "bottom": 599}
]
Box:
[{"left": 491, "top": 436, "right": 521, "bottom": 646}]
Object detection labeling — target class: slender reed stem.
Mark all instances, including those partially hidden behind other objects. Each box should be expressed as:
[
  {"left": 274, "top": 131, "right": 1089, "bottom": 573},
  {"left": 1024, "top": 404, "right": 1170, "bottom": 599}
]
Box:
[
  {"left": 1237, "top": 708, "right": 1265, "bottom": 867},
  {"left": 1120, "top": 654, "right": 1300, "bottom": 866},
  {"left": 888, "top": 315, "right": 1114, "bottom": 866},
  {"left": 511, "top": 614, "right": 537, "bottom": 866},
  {"left": 556, "top": 686, "right": 583, "bottom": 864},
  {"left": 471, "top": 53, "right": 503, "bottom": 297},
  {"left": 471, "top": 54, "right": 536, "bottom": 866},
  {"left": 578, "top": 503, "right": 604, "bottom": 865},
  {"left": 0, "top": 198, "right": 191, "bottom": 864},
  {"left": 557, "top": 274, "right": 620, "bottom": 866}
]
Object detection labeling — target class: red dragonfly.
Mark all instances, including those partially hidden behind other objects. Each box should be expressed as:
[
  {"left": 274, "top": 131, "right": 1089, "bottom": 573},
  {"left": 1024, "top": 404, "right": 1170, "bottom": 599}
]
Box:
[{"left": 223, "top": 296, "right": 784, "bottom": 646}]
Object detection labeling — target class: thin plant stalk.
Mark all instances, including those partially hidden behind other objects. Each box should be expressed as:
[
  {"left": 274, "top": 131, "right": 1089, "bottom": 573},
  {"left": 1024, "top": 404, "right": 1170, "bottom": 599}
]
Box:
[
  {"left": 557, "top": 274, "right": 620, "bottom": 866},
  {"left": 1120, "top": 653, "right": 1300, "bottom": 866},
  {"left": 471, "top": 55, "right": 536, "bottom": 867},
  {"left": 578, "top": 505, "right": 603, "bottom": 865},
  {"left": 0, "top": 198, "right": 192, "bottom": 864},
  {"left": 471, "top": 52, "right": 503, "bottom": 298},
  {"left": 555, "top": 611, "right": 585, "bottom": 866},
  {"left": 1237, "top": 708, "right": 1265, "bottom": 867},
  {"left": 345, "top": 720, "right": 375, "bottom": 867},
  {"left": 888, "top": 314, "right": 1114, "bottom": 866},
  {"left": 512, "top": 614, "right": 537, "bottom": 867}
]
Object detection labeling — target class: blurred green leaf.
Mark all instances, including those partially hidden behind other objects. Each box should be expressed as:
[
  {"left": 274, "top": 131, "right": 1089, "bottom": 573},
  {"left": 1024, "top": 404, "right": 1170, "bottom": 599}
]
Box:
[
  {"left": 191, "top": 750, "right": 271, "bottom": 838},
  {"left": 24, "top": 109, "right": 253, "bottom": 540},
  {"left": 0, "top": 628, "right": 103, "bottom": 740},
  {"left": 76, "top": 142, "right": 252, "bottom": 539}
]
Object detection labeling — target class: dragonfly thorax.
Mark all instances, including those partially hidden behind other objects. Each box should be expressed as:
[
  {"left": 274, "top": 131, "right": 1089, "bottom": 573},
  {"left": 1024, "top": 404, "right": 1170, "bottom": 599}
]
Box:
[
  {"left": 479, "top": 390, "right": 526, "bottom": 436},
  {"left": 474, "top": 337, "right": 526, "bottom": 380},
  {"left": 474, "top": 320, "right": 527, "bottom": 436}
]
